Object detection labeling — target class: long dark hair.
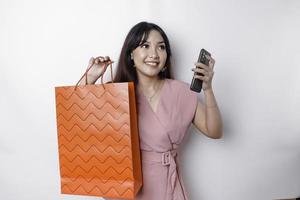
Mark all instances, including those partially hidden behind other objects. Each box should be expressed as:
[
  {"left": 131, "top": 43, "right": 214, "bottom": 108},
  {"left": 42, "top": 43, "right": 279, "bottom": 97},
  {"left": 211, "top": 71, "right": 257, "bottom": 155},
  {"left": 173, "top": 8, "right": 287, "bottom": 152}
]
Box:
[{"left": 113, "top": 21, "right": 173, "bottom": 84}]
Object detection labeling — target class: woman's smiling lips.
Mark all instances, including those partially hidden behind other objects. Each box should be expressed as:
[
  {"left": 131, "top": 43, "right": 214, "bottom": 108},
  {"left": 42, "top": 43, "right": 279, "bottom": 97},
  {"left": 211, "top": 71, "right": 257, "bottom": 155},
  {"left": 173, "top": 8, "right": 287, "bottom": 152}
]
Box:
[{"left": 145, "top": 61, "right": 159, "bottom": 66}]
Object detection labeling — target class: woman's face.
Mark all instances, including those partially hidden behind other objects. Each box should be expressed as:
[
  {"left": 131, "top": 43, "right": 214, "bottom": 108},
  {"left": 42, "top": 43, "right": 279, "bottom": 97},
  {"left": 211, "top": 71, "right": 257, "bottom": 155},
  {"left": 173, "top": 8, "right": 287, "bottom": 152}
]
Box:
[{"left": 131, "top": 30, "right": 167, "bottom": 79}]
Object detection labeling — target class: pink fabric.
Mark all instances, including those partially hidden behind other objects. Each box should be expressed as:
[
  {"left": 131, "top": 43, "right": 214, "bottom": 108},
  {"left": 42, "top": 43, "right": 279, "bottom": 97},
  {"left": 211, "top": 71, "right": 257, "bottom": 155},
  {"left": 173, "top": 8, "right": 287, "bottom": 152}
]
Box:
[{"left": 106, "top": 79, "right": 198, "bottom": 200}]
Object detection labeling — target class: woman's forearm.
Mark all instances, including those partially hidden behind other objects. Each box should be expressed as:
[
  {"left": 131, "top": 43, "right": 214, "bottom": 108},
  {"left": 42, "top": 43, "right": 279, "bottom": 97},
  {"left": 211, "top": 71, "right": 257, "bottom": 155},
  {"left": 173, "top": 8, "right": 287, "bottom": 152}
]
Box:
[{"left": 204, "top": 88, "right": 223, "bottom": 138}]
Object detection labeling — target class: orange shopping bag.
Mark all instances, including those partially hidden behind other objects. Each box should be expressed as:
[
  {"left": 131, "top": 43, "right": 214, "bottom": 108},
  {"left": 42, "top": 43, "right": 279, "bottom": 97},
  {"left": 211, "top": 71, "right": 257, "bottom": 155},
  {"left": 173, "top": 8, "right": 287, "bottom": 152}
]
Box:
[{"left": 54, "top": 58, "right": 142, "bottom": 199}]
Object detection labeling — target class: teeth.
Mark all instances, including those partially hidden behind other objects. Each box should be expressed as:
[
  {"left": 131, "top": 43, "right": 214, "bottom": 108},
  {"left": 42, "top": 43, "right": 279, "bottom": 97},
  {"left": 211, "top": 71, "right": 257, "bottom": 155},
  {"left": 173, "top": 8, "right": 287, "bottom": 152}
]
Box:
[{"left": 145, "top": 62, "right": 158, "bottom": 66}]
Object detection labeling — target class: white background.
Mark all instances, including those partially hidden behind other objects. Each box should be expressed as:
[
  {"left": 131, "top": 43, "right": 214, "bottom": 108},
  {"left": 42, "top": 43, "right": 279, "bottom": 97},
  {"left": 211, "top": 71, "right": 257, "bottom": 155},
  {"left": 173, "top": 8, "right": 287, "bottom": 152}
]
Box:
[{"left": 1, "top": 0, "right": 300, "bottom": 199}]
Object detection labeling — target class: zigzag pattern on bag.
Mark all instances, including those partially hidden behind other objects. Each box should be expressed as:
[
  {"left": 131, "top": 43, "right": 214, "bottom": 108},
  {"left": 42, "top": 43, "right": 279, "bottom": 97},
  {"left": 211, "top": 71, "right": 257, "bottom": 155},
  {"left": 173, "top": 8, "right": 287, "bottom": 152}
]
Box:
[{"left": 55, "top": 83, "right": 138, "bottom": 199}]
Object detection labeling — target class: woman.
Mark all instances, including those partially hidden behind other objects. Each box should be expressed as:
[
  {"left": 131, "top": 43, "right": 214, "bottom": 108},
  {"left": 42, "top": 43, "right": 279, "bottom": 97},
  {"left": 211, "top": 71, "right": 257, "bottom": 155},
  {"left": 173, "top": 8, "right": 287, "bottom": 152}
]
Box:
[{"left": 81, "top": 21, "right": 223, "bottom": 200}]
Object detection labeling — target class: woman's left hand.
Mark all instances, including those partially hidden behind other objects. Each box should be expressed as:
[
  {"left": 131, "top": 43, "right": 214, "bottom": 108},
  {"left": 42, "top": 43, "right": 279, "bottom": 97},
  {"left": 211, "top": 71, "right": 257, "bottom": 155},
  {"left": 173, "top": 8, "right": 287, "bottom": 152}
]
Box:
[{"left": 192, "top": 55, "right": 216, "bottom": 91}]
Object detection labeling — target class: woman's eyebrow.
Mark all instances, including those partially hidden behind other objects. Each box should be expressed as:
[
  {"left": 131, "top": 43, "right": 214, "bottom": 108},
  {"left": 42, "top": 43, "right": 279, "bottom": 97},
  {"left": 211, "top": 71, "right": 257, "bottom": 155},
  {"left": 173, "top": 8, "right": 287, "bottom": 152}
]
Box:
[{"left": 144, "top": 41, "right": 165, "bottom": 44}]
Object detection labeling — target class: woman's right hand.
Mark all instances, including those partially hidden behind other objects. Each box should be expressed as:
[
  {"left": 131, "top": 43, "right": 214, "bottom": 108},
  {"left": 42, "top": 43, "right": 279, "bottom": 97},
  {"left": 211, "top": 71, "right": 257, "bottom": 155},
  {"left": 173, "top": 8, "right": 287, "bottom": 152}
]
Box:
[{"left": 84, "top": 56, "right": 112, "bottom": 85}]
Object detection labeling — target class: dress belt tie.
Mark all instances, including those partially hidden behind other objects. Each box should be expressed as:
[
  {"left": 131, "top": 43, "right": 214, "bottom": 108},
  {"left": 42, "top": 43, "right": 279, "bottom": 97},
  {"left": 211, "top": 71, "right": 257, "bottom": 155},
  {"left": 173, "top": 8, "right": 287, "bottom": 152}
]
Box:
[{"left": 141, "top": 150, "right": 187, "bottom": 200}]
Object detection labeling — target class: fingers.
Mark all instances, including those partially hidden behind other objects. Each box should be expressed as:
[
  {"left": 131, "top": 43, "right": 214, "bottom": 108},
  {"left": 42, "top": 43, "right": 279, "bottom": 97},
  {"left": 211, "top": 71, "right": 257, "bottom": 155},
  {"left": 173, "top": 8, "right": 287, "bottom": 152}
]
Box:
[
  {"left": 193, "top": 62, "right": 213, "bottom": 74},
  {"left": 104, "top": 56, "right": 110, "bottom": 61},
  {"left": 192, "top": 55, "right": 216, "bottom": 90},
  {"left": 95, "top": 56, "right": 104, "bottom": 64},
  {"left": 194, "top": 62, "right": 209, "bottom": 70},
  {"left": 192, "top": 61, "right": 214, "bottom": 81},
  {"left": 205, "top": 55, "right": 216, "bottom": 69},
  {"left": 192, "top": 68, "right": 208, "bottom": 76},
  {"left": 192, "top": 69, "right": 214, "bottom": 79},
  {"left": 92, "top": 56, "right": 111, "bottom": 64},
  {"left": 89, "top": 57, "right": 95, "bottom": 64},
  {"left": 194, "top": 74, "right": 210, "bottom": 82},
  {"left": 104, "top": 56, "right": 113, "bottom": 64},
  {"left": 195, "top": 57, "right": 215, "bottom": 68}
]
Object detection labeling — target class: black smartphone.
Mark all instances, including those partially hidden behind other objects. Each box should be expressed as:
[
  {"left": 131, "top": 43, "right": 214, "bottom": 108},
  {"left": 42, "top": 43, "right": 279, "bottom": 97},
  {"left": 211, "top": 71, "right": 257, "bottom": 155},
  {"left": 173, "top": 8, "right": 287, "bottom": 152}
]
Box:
[{"left": 190, "top": 48, "right": 211, "bottom": 93}]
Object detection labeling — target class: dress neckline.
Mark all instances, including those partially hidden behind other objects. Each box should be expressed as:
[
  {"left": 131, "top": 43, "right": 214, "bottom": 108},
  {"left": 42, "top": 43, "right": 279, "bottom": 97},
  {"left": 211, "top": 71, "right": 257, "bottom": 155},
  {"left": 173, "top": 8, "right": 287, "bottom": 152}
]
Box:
[{"left": 138, "top": 79, "right": 168, "bottom": 115}]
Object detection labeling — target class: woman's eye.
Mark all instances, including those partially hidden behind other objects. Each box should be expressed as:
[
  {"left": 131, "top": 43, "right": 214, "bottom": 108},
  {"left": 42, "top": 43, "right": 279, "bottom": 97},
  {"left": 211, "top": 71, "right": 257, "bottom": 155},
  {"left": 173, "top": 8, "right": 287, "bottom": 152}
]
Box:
[
  {"left": 141, "top": 44, "right": 149, "bottom": 48},
  {"left": 159, "top": 45, "right": 166, "bottom": 50}
]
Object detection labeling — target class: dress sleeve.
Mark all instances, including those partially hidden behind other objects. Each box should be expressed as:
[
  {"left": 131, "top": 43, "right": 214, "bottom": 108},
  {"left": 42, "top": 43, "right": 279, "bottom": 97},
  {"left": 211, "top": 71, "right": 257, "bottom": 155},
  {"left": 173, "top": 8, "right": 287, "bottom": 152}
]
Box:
[{"left": 176, "top": 80, "right": 198, "bottom": 127}]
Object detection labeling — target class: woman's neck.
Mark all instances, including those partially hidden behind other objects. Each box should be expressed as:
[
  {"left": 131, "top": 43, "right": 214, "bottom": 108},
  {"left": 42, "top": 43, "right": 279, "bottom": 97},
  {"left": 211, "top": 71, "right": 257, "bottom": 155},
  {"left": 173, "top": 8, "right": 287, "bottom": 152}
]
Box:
[
  {"left": 139, "top": 77, "right": 160, "bottom": 89},
  {"left": 137, "top": 74, "right": 164, "bottom": 94},
  {"left": 137, "top": 75, "right": 165, "bottom": 102}
]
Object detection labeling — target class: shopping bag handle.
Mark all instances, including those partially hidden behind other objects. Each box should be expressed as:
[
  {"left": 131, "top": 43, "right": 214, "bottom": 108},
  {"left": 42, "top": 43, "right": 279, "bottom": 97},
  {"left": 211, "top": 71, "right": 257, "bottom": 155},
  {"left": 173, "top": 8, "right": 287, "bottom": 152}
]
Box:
[{"left": 75, "top": 56, "right": 114, "bottom": 90}]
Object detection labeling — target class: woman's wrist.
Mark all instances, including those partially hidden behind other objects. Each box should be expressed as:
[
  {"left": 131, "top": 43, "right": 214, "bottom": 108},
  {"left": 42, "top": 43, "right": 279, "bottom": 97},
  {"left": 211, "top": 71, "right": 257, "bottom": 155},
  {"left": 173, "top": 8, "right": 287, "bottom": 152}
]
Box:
[
  {"left": 203, "top": 88, "right": 218, "bottom": 108},
  {"left": 203, "top": 87, "right": 213, "bottom": 94}
]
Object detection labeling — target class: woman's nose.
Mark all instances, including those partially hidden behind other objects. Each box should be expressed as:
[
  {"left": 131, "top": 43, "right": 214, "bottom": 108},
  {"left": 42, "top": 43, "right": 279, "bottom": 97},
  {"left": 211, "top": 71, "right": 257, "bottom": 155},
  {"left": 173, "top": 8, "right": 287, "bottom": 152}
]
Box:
[{"left": 149, "top": 48, "right": 159, "bottom": 59}]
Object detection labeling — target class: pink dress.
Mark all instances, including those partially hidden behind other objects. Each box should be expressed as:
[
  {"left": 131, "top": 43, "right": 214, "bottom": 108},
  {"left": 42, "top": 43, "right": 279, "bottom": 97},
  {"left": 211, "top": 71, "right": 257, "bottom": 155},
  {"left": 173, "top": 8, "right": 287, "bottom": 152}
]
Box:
[{"left": 106, "top": 78, "right": 198, "bottom": 200}]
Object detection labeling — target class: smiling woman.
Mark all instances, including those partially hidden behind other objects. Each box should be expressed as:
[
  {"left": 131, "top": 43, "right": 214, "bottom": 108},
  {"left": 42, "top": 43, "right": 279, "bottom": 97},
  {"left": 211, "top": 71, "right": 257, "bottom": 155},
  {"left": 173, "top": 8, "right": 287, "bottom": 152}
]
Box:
[
  {"left": 79, "top": 21, "right": 223, "bottom": 200},
  {"left": 130, "top": 30, "right": 167, "bottom": 80},
  {"left": 113, "top": 21, "right": 173, "bottom": 84},
  {"left": 130, "top": 30, "right": 168, "bottom": 111}
]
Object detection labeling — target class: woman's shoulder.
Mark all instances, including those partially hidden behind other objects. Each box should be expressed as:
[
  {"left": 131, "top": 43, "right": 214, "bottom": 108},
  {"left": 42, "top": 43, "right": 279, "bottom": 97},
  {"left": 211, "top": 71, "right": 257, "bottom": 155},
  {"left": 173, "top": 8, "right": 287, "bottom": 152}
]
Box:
[{"left": 164, "top": 78, "right": 198, "bottom": 114}]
